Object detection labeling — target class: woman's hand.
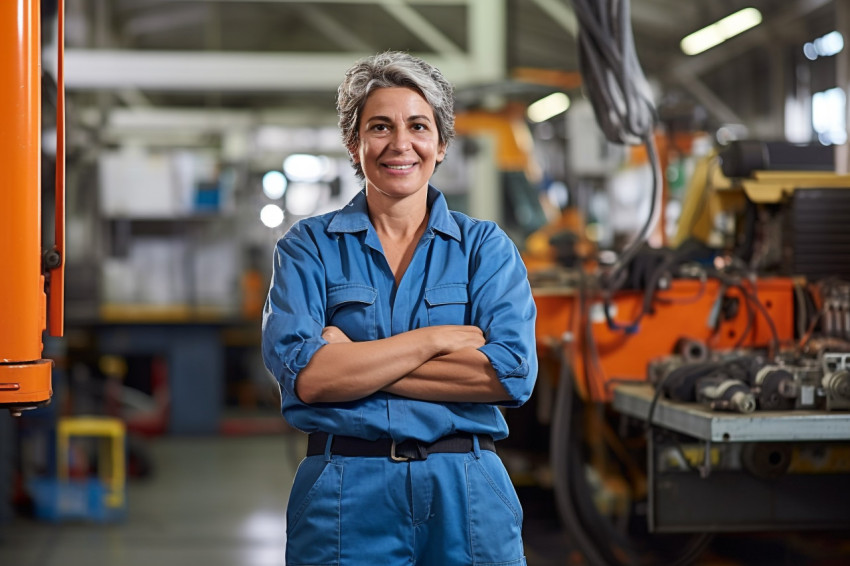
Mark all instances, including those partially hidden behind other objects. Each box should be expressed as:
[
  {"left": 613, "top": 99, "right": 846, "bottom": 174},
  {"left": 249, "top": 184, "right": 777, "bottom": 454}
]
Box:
[
  {"left": 322, "top": 326, "right": 352, "bottom": 344},
  {"left": 417, "top": 325, "right": 486, "bottom": 355}
]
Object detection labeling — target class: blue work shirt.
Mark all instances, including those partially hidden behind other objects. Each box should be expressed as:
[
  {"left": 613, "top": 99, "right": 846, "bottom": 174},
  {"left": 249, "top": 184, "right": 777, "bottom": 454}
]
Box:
[{"left": 262, "top": 186, "right": 537, "bottom": 443}]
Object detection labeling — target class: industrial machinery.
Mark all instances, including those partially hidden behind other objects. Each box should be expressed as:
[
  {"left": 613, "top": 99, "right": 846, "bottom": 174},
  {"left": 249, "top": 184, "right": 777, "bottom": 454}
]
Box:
[
  {"left": 0, "top": 0, "right": 66, "bottom": 416},
  {"left": 527, "top": 1, "right": 850, "bottom": 565},
  {"left": 531, "top": 149, "right": 850, "bottom": 566}
]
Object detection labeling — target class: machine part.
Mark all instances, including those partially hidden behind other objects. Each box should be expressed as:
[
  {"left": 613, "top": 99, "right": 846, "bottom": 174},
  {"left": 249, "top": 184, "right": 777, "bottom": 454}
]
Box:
[
  {"left": 822, "top": 370, "right": 850, "bottom": 411},
  {"left": 675, "top": 339, "right": 708, "bottom": 364},
  {"left": 821, "top": 353, "right": 850, "bottom": 410},
  {"left": 660, "top": 362, "right": 722, "bottom": 403},
  {"left": 740, "top": 443, "right": 793, "bottom": 480},
  {"left": 792, "top": 190, "right": 850, "bottom": 282},
  {"left": 754, "top": 367, "right": 797, "bottom": 411},
  {"left": 696, "top": 377, "right": 756, "bottom": 414},
  {"left": 822, "top": 285, "right": 850, "bottom": 340},
  {"left": 647, "top": 355, "right": 685, "bottom": 386},
  {"left": 719, "top": 140, "right": 834, "bottom": 178},
  {"left": 659, "top": 358, "right": 757, "bottom": 415}
]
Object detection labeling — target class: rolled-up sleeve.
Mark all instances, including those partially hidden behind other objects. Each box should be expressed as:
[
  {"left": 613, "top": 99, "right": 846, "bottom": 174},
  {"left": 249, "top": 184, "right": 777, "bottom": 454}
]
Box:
[
  {"left": 261, "top": 225, "right": 328, "bottom": 400},
  {"left": 469, "top": 224, "right": 537, "bottom": 407}
]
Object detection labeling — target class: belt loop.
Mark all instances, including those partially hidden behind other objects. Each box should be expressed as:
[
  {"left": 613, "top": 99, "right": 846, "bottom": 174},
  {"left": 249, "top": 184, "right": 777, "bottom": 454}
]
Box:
[
  {"left": 324, "top": 433, "right": 334, "bottom": 462},
  {"left": 472, "top": 434, "right": 482, "bottom": 459}
]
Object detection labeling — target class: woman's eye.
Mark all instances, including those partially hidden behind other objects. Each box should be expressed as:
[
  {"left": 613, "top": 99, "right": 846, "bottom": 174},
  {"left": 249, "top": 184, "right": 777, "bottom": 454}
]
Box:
[
  {"left": 373, "top": 124, "right": 388, "bottom": 131},
  {"left": 412, "top": 123, "right": 426, "bottom": 130}
]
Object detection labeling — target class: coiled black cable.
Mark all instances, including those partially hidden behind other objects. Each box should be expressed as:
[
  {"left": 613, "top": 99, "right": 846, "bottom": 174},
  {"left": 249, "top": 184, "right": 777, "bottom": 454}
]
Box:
[{"left": 571, "top": 0, "right": 662, "bottom": 327}]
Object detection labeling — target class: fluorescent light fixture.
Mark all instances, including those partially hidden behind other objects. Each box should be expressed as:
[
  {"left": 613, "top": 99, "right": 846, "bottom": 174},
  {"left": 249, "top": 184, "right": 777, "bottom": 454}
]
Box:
[
  {"left": 260, "top": 204, "right": 285, "bottom": 228},
  {"left": 680, "top": 7, "right": 762, "bottom": 56},
  {"left": 262, "top": 170, "right": 287, "bottom": 200},
  {"left": 527, "top": 92, "right": 571, "bottom": 123}
]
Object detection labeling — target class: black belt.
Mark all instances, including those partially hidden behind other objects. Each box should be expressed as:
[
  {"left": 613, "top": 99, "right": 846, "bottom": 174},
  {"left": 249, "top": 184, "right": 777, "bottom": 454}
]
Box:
[{"left": 307, "top": 432, "right": 495, "bottom": 461}]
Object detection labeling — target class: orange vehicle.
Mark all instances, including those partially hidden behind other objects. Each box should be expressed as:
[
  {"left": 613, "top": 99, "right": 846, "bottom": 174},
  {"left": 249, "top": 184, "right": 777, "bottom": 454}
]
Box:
[{"left": 0, "top": 0, "right": 65, "bottom": 415}]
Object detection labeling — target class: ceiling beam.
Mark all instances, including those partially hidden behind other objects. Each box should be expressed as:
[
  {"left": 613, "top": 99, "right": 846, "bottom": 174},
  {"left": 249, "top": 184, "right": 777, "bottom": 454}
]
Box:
[
  {"left": 379, "top": 0, "right": 463, "bottom": 55},
  {"left": 122, "top": 4, "right": 209, "bottom": 37},
  {"left": 157, "top": 0, "right": 465, "bottom": 4},
  {"left": 528, "top": 0, "right": 578, "bottom": 38},
  {"left": 79, "top": 107, "right": 339, "bottom": 132},
  {"left": 49, "top": 50, "right": 492, "bottom": 91},
  {"left": 295, "top": 4, "right": 375, "bottom": 52},
  {"left": 51, "top": 0, "right": 507, "bottom": 92},
  {"left": 670, "top": 67, "right": 743, "bottom": 125}
]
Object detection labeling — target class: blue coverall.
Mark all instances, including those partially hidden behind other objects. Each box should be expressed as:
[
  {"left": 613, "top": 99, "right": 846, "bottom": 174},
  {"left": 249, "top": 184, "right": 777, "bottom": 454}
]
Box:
[{"left": 263, "top": 186, "right": 538, "bottom": 565}]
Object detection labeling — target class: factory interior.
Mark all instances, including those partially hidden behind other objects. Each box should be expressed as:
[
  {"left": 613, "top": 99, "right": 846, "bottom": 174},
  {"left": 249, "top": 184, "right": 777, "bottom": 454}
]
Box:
[{"left": 3, "top": 0, "right": 850, "bottom": 564}]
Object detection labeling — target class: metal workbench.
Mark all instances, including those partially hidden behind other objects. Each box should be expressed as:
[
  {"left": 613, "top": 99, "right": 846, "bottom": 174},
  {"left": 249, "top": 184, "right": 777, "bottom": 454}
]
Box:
[
  {"left": 611, "top": 383, "right": 850, "bottom": 532},
  {"left": 612, "top": 383, "right": 850, "bottom": 442}
]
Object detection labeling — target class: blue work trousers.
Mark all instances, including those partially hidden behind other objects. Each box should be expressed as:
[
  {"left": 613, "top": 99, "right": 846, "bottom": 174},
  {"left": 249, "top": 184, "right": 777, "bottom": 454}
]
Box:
[{"left": 285, "top": 439, "right": 526, "bottom": 566}]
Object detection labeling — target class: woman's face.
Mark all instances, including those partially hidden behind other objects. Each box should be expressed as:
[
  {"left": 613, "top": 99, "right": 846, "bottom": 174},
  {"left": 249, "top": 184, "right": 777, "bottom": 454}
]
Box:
[{"left": 353, "top": 86, "right": 446, "bottom": 201}]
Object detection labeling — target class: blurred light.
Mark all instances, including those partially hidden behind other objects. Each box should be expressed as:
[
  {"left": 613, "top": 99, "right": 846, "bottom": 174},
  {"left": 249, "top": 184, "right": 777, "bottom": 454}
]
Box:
[
  {"left": 680, "top": 8, "right": 762, "bottom": 56},
  {"left": 260, "top": 204, "right": 285, "bottom": 228},
  {"left": 812, "top": 87, "right": 846, "bottom": 146},
  {"left": 804, "top": 31, "right": 844, "bottom": 60},
  {"left": 262, "top": 170, "right": 287, "bottom": 200},
  {"left": 785, "top": 96, "right": 811, "bottom": 143},
  {"left": 283, "top": 154, "right": 331, "bottom": 182},
  {"left": 527, "top": 93, "right": 571, "bottom": 123},
  {"left": 803, "top": 42, "right": 818, "bottom": 61},
  {"left": 240, "top": 511, "right": 286, "bottom": 541},
  {"left": 546, "top": 181, "right": 569, "bottom": 209},
  {"left": 286, "top": 183, "right": 321, "bottom": 216}
]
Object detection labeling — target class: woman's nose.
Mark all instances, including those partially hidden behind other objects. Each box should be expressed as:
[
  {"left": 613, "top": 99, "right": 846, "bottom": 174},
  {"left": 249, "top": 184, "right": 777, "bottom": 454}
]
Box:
[{"left": 389, "top": 129, "right": 412, "bottom": 151}]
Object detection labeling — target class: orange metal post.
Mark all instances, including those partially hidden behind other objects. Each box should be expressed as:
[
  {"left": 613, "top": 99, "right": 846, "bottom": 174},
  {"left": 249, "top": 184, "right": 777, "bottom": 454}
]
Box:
[{"left": 0, "top": 0, "right": 53, "bottom": 411}]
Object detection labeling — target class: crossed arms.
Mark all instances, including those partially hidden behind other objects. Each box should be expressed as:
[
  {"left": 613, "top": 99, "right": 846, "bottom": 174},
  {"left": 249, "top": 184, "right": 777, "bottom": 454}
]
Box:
[{"left": 295, "top": 325, "right": 511, "bottom": 405}]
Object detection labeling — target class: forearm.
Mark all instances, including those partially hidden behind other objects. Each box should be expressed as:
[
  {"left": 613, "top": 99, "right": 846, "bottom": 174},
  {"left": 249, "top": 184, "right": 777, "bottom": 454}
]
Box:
[
  {"left": 296, "top": 329, "right": 439, "bottom": 403},
  {"left": 382, "top": 348, "right": 510, "bottom": 403}
]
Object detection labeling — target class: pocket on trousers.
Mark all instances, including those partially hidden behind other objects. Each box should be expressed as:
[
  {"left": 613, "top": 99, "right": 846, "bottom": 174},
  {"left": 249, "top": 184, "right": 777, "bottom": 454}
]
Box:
[
  {"left": 286, "top": 456, "right": 343, "bottom": 566},
  {"left": 466, "top": 452, "right": 525, "bottom": 566}
]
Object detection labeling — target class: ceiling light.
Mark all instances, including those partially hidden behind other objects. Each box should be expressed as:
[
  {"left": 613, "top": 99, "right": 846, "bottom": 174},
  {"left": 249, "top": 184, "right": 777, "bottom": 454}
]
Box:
[
  {"left": 283, "top": 154, "right": 331, "bottom": 183},
  {"left": 260, "top": 204, "right": 285, "bottom": 228},
  {"left": 680, "top": 8, "right": 762, "bottom": 56},
  {"left": 262, "top": 170, "right": 287, "bottom": 200},
  {"left": 527, "top": 93, "right": 571, "bottom": 123}
]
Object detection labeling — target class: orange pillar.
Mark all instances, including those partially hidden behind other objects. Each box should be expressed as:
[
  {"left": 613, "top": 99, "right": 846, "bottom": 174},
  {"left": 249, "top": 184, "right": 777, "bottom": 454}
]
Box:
[{"left": 0, "top": 0, "right": 53, "bottom": 412}]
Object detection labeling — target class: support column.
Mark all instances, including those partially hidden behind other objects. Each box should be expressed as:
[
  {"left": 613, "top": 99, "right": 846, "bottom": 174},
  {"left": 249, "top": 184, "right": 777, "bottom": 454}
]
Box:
[{"left": 836, "top": 0, "right": 850, "bottom": 173}]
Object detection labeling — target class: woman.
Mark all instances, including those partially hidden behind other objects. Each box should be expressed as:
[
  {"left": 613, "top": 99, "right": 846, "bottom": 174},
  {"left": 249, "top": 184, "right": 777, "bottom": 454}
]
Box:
[{"left": 262, "top": 51, "right": 537, "bottom": 566}]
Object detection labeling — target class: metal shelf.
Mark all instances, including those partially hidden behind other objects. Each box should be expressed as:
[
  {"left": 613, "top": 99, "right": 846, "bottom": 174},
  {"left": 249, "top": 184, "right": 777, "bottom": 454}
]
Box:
[{"left": 612, "top": 383, "right": 850, "bottom": 443}]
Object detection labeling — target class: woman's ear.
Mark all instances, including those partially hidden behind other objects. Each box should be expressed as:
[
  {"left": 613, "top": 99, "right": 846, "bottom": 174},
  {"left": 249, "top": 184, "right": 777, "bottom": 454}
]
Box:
[{"left": 436, "top": 142, "right": 447, "bottom": 164}]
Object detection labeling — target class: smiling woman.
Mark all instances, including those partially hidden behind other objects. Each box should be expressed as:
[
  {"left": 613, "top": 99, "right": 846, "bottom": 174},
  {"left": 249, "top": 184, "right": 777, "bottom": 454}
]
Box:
[
  {"left": 262, "top": 51, "right": 538, "bottom": 566},
  {"left": 354, "top": 86, "right": 446, "bottom": 203}
]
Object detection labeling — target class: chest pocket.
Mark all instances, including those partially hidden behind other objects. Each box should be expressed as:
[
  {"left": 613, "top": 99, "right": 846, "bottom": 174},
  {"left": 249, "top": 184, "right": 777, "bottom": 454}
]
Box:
[
  {"left": 326, "top": 284, "right": 378, "bottom": 341},
  {"left": 425, "top": 283, "right": 469, "bottom": 326}
]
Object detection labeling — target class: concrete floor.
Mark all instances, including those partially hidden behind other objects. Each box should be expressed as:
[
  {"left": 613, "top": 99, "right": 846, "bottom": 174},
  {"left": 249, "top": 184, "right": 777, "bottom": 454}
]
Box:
[
  {"left": 1, "top": 432, "right": 848, "bottom": 566},
  {"left": 0, "top": 434, "right": 302, "bottom": 566}
]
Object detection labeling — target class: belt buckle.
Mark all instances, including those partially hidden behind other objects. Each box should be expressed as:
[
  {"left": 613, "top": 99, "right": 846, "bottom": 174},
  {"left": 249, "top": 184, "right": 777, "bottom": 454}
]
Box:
[{"left": 390, "top": 440, "right": 410, "bottom": 462}]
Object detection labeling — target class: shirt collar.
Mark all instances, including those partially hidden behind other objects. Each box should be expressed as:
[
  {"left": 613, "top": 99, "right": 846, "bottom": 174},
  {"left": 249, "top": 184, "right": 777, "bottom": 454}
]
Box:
[{"left": 327, "top": 185, "right": 461, "bottom": 242}]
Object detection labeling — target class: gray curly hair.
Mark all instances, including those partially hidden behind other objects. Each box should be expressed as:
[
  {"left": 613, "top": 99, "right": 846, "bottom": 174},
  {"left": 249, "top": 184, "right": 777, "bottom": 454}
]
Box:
[{"left": 337, "top": 51, "right": 456, "bottom": 179}]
